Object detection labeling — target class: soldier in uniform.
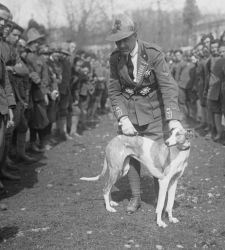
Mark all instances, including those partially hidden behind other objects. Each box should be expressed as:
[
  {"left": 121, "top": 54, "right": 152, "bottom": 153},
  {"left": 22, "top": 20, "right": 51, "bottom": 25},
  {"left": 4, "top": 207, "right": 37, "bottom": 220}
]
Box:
[
  {"left": 25, "top": 28, "right": 49, "bottom": 152},
  {"left": 5, "top": 21, "right": 37, "bottom": 164},
  {"left": 106, "top": 14, "right": 183, "bottom": 213},
  {"left": 0, "top": 3, "right": 16, "bottom": 188}
]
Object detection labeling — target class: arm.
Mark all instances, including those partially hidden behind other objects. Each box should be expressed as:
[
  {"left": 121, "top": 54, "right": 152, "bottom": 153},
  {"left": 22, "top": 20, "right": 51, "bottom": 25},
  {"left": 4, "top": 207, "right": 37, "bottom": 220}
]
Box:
[
  {"left": 152, "top": 50, "right": 181, "bottom": 121},
  {"left": 107, "top": 52, "right": 129, "bottom": 120}
]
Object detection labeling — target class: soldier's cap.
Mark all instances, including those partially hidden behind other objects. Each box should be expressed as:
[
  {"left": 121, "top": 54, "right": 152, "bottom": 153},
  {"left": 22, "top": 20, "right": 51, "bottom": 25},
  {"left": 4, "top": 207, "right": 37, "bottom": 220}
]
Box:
[
  {"left": 0, "top": 3, "right": 12, "bottom": 21},
  {"left": 26, "top": 28, "right": 45, "bottom": 45},
  {"left": 106, "top": 13, "right": 137, "bottom": 42},
  {"left": 10, "top": 21, "right": 24, "bottom": 33},
  {"left": 59, "top": 49, "right": 70, "bottom": 56},
  {"left": 39, "top": 45, "right": 50, "bottom": 55}
]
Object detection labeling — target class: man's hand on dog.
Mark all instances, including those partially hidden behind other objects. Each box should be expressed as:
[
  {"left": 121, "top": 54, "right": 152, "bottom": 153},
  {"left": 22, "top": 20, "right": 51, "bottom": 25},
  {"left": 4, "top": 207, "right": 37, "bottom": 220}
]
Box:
[{"left": 119, "top": 116, "right": 137, "bottom": 135}]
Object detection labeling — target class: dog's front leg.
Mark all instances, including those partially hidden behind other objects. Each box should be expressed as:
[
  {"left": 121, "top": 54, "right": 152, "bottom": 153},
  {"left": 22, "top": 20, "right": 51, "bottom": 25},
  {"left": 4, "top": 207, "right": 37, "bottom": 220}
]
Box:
[
  {"left": 156, "top": 178, "right": 170, "bottom": 228},
  {"left": 166, "top": 180, "right": 179, "bottom": 224}
]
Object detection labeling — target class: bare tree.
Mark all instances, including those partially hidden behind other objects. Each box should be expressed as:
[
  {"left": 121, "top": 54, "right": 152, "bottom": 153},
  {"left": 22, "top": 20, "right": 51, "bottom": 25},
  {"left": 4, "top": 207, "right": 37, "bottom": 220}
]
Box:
[
  {"left": 63, "top": 0, "right": 111, "bottom": 46},
  {"left": 40, "top": 0, "right": 54, "bottom": 29}
]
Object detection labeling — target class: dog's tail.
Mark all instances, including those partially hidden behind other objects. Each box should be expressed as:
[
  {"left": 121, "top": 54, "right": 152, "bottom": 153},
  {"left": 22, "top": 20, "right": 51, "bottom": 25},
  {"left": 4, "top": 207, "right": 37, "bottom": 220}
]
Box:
[{"left": 80, "top": 158, "right": 107, "bottom": 181}]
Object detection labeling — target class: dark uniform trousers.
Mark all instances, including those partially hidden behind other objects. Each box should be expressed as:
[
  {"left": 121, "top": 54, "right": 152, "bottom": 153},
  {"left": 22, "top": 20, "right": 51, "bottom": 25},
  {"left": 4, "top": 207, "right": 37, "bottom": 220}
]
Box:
[{"left": 0, "top": 115, "right": 6, "bottom": 163}]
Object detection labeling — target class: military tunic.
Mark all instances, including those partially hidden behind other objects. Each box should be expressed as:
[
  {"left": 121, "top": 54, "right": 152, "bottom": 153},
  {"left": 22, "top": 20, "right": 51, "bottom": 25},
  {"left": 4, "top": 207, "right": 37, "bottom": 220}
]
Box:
[{"left": 108, "top": 40, "right": 181, "bottom": 129}]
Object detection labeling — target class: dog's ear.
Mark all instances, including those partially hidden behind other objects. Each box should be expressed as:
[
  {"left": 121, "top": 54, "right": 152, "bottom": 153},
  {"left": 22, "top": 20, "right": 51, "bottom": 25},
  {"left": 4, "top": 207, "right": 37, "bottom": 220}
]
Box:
[{"left": 185, "top": 129, "right": 194, "bottom": 139}]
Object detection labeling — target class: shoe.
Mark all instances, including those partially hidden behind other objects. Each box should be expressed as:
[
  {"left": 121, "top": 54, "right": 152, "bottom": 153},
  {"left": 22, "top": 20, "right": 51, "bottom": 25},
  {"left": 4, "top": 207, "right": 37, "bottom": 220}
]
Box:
[
  {"left": 30, "top": 143, "right": 45, "bottom": 153},
  {"left": 44, "top": 144, "right": 52, "bottom": 151},
  {"left": 204, "top": 132, "right": 212, "bottom": 140},
  {"left": 126, "top": 197, "right": 141, "bottom": 214},
  {"left": 6, "top": 160, "right": 19, "bottom": 171},
  {"left": 1, "top": 169, "right": 21, "bottom": 180},
  {"left": 195, "top": 123, "right": 207, "bottom": 130},
  {"left": 16, "top": 154, "right": 38, "bottom": 164},
  {"left": 65, "top": 133, "right": 73, "bottom": 140}
]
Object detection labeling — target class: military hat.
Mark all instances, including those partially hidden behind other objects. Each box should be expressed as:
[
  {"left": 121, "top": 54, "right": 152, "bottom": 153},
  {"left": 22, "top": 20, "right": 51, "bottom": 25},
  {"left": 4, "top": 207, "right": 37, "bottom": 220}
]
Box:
[
  {"left": 26, "top": 28, "right": 45, "bottom": 44},
  {"left": 11, "top": 21, "right": 24, "bottom": 33},
  {"left": 38, "top": 44, "right": 50, "bottom": 55},
  {"left": 106, "top": 13, "right": 136, "bottom": 42},
  {"left": 0, "top": 3, "right": 11, "bottom": 20}
]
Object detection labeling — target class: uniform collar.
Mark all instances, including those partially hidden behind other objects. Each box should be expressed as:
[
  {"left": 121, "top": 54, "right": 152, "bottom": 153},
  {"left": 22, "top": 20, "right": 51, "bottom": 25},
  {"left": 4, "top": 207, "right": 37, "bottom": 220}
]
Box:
[{"left": 130, "top": 41, "right": 138, "bottom": 57}]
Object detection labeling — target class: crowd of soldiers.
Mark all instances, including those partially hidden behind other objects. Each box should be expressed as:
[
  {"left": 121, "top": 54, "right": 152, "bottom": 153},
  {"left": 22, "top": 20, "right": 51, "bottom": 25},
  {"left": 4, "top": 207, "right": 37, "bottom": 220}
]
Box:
[
  {"left": 1, "top": 1, "right": 225, "bottom": 199},
  {"left": 166, "top": 33, "right": 225, "bottom": 145},
  {"left": 0, "top": 3, "right": 110, "bottom": 193}
]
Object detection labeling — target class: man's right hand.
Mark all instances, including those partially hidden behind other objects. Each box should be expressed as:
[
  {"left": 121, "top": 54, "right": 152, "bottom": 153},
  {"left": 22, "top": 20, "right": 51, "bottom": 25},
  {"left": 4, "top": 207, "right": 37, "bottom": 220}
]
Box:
[
  {"left": 29, "top": 72, "right": 41, "bottom": 84},
  {"left": 119, "top": 116, "right": 137, "bottom": 135}
]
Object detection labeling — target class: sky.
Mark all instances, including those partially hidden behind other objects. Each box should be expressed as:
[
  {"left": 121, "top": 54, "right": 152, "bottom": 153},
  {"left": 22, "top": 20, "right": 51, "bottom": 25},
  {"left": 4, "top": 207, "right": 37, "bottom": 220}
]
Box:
[{"left": 2, "top": 0, "right": 225, "bottom": 28}]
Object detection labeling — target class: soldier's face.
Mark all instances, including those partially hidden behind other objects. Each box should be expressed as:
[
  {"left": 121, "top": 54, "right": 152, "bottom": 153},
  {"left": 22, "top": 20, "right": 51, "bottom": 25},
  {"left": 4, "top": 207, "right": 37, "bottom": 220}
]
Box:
[
  {"left": 115, "top": 34, "right": 137, "bottom": 54},
  {"left": 203, "top": 37, "right": 211, "bottom": 48},
  {"left": 175, "top": 52, "right": 182, "bottom": 62},
  {"left": 219, "top": 46, "right": 225, "bottom": 58},
  {"left": 0, "top": 17, "right": 8, "bottom": 36},
  {"left": 6, "top": 28, "right": 21, "bottom": 45},
  {"left": 29, "top": 41, "right": 39, "bottom": 52},
  {"left": 211, "top": 43, "right": 219, "bottom": 56}
]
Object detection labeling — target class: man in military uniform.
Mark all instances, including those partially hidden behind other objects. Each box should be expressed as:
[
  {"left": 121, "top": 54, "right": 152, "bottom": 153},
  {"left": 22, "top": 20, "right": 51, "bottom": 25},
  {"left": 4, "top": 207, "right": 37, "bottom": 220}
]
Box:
[
  {"left": 0, "top": 4, "right": 16, "bottom": 188},
  {"left": 106, "top": 14, "right": 183, "bottom": 213},
  {"left": 25, "top": 28, "right": 49, "bottom": 152},
  {"left": 5, "top": 21, "right": 37, "bottom": 164}
]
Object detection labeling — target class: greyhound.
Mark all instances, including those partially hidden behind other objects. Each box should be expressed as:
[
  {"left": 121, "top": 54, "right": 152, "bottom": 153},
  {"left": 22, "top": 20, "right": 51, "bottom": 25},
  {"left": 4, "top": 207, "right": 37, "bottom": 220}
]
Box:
[{"left": 80, "top": 127, "right": 191, "bottom": 228}]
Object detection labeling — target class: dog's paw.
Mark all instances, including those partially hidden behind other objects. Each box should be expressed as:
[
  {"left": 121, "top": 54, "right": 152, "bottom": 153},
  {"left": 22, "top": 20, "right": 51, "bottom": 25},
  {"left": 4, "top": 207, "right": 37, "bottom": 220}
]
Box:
[
  {"left": 157, "top": 220, "right": 168, "bottom": 228},
  {"left": 110, "top": 201, "right": 119, "bottom": 207},
  {"left": 169, "top": 216, "right": 179, "bottom": 224},
  {"left": 106, "top": 205, "right": 117, "bottom": 213}
]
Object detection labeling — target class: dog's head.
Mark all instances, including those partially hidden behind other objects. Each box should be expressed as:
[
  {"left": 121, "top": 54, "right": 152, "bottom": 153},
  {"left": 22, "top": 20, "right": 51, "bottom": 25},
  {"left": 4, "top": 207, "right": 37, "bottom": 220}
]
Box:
[{"left": 165, "top": 128, "right": 193, "bottom": 150}]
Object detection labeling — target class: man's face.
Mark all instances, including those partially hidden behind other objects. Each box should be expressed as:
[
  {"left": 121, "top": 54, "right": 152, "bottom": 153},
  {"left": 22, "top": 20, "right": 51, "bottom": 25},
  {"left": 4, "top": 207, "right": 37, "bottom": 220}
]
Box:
[
  {"left": 203, "top": 37, "right": 211, "bottom": 49},
  {"left": 211, "top": 42, "right": 219, "bottom": 56},
  {"left": 6, "top": 28, "right": 21, "bottom": 45},
  {"left": 197, "top": 44, "right": 203, "bottom": 57},
  {"left": 175, "top": 51, "right": 182, "bottom": 62},
  {"left": 75, "top": 60, "right": 83, "bottom": 72},
  {"left": 3, "top": 22, "right": 13, "bottom": 38},
  {"left": 69, "top": 42, "right": 76, "bottom": 53},
  {"left": 0, "top": 17, "right": 9, "bottom": 36},
  {"left": 115, "top": 34, "right": 136, "bottom": 54},
  {"left": 219, "top": 46, "right": 225, "bottom": 58},
  {"left": 28, "top": 41, "right": 40, "bottom": 52}
]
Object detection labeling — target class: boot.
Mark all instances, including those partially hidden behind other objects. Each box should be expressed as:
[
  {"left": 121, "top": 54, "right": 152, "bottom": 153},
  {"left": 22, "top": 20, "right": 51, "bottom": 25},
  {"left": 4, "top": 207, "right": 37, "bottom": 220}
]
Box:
[
  {"left": 126, "top": 158, "right": 141, "bottom": 214},
  {"left": 30, "top": 142, "right": 45, "bottom": 153},
  {"left": 57, "top": 118, "right": 72, "bottom": 141},
  {"left": 6, "top": 157, "right": 19, "bottom": 171},
  {"left": 1, "top": 164, "right": 21, "bottom": 180},
  {"left": 70, "top": 115, "right": 80, "bottom": 137},
  {"left": 16, "top": 133, "right": 38, "bottom": 164}
]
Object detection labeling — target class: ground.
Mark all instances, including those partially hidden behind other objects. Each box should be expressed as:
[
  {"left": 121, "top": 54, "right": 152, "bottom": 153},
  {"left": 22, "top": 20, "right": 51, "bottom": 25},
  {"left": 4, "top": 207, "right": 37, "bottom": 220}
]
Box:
[{"left": 0, "top": 114, "right": 225, "bottom": 250}]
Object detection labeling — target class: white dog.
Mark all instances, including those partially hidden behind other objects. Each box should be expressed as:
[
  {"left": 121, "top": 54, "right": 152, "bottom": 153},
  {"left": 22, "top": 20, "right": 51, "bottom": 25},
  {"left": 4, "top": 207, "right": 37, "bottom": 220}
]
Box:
[{"left": 80, "top": 127, "right": 191, "bottom": 227}]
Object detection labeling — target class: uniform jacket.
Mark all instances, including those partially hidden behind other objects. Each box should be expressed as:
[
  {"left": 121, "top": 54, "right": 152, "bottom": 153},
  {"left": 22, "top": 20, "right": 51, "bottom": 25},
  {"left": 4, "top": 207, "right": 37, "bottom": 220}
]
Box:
[
  {"left": 59, "top": 57, "right": 71, "bottom": 95},
  {"left": 108, "top": 40, "right": 181, "bottom": 126},
  {"left": 175, "top": 61, "right": 196, "bottom": 89},
  {"left": 26, "top": 52, "right": 49, "bottom": 102},
  {"left": 205, "top": 56, "right": 221, "bottom": 101},
  {"left": 0, "top": 41, "right": 16, "bottom": 115},
  {"left": 6, "top": 45, "right": 30, "bottom": 105}
]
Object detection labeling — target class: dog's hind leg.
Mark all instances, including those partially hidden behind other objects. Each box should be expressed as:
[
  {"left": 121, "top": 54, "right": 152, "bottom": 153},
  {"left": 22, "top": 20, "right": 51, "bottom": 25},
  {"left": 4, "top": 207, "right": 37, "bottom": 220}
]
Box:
[
  {"left": 155, "top": 178, "right": 170, "bottom": 228},
  {"left": 166, "top": 179, "right": 179, "bottom": 224}
]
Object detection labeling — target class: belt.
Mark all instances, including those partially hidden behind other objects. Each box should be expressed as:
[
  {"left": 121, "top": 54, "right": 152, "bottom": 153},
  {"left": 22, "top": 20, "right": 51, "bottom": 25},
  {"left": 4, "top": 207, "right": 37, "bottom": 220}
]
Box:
[{"left": 123, "top": 85, "right": 157, "bottom": 97}]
